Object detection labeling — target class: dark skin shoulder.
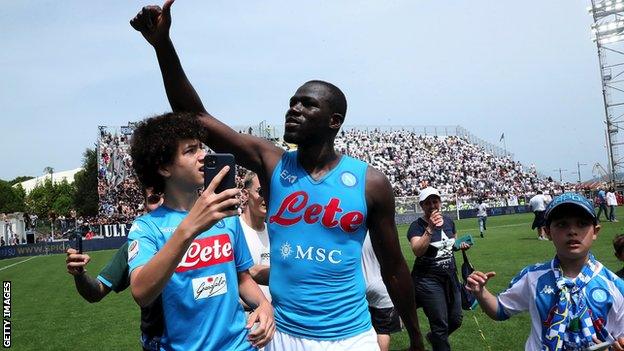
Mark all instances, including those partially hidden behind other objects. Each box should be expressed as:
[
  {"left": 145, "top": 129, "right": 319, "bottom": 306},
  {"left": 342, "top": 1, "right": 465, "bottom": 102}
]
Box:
[{"left": 366, "top": 167, "right": 425, "bottom": 351}]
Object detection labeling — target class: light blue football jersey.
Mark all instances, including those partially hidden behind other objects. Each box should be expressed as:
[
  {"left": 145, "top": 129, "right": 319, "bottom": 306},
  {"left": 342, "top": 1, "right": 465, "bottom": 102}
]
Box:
[
  {"left": 128, "top": 206, "right": 254, "bottom": 351},
  {"left": 268, "top": 151, "right": 372, "bottom": 340}
]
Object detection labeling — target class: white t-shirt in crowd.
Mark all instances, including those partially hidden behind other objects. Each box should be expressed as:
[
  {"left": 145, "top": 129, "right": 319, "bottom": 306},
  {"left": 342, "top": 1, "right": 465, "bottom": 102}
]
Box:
[
  {"left": 607, "top": 192, "right": 618, "bottom": 206},
  {"left": 240, "top": 218, "right": 271, "bottom": 300},
  {"left": 529, "top": 194, "right": 547, "bottom": 212},
  {"left": 361, "top": 232, "right": 394, "bottom": 309},
  {"left": 477, "top": 203, "right": 488, "bottom": 217}
]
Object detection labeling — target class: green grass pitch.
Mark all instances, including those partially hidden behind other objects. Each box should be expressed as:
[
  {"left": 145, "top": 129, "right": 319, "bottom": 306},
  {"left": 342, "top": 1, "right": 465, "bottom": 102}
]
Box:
[{"left": 1, "top": 210, "right": 623, "bottom": 350}]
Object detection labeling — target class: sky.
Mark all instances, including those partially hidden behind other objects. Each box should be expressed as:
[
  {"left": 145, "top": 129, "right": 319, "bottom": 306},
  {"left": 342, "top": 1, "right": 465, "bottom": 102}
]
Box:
[{"left": 0, "top": 0, "right": 607, "bottom": 183}]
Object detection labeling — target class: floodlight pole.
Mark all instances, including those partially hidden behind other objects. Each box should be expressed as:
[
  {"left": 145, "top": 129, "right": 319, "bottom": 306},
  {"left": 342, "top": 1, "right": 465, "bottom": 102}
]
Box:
[
  {"left": 589, "top": 0, "right": 624, "bottom": 185},
  {"left": 575, "top": 162, "right": 588, "bottom": 183},
  {"left": 553, "top": 168, "right": 568, "bottom": 183}
]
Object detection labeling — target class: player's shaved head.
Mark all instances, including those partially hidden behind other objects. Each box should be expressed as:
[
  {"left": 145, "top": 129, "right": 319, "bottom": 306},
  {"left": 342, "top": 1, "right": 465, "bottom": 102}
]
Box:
[{"left": 302, "top": 80, "right": 347, "bottom": 117}]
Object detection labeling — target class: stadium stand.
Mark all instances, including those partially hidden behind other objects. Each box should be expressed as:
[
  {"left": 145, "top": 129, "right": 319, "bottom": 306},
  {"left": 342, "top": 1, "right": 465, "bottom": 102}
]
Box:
[
  {"left": 335, "top": 129, "right": 560, "bottom": 210},
  {"left": 95, "top": 125, "right": 561, "bottom": 223}
]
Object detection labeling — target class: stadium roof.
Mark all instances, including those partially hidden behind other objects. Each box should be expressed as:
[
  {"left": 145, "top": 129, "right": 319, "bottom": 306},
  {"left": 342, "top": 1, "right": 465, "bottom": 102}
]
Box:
[{"left": 14, "top": 168, "right": 83, "bottom": 194}]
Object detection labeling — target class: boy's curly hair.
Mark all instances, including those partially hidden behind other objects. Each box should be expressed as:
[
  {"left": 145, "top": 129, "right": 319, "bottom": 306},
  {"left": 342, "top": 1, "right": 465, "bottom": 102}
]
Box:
[{"left": 130, "top": 112, "right": 207, "bottom": 194}]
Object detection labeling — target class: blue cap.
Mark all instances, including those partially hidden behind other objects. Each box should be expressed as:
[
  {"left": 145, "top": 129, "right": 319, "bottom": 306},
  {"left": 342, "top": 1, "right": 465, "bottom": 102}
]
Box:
[{"left": 544, "top": 192, "right": 596, "bottom": 223}]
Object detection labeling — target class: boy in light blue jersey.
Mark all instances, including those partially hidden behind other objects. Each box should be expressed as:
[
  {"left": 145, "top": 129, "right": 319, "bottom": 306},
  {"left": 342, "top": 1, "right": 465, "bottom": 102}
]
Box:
[
  {"left": 126, "top": 112, "right": 274, "bottom": 350},
  {"left": 467, "top": 193, "right": 624, "bottom": 351}
]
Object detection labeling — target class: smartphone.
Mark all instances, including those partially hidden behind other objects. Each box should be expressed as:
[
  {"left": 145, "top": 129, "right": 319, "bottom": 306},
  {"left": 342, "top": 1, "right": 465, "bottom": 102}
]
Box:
[
  {"left": 75, "top": 233, "right": 83, "bottom": 254},
  {"left": 453, "top": 235, "right": 474, "bottom": 250},
  {"left": 204, "top": 153, "right": 237, "bottom": 193}
]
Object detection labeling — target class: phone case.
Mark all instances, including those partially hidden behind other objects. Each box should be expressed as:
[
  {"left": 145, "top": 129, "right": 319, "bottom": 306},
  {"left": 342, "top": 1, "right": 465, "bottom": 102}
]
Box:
[
  {"left": 453, "top": 235, "right": 474, "bottom": 250},
  {"left": 204, "top": 153, "right": 237, "bottom": 193}
]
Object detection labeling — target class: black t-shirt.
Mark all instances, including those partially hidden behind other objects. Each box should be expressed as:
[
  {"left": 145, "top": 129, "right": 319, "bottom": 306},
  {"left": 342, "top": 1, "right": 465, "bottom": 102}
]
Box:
[
  {"left": 407, "top": 215, "right": 457, "bottom": 274},
  {"left": 140, "top": 296, "right": 164, "bottom": 340},
  {"left": 98, "top": 243, "right": 164, "bottom": 339}
]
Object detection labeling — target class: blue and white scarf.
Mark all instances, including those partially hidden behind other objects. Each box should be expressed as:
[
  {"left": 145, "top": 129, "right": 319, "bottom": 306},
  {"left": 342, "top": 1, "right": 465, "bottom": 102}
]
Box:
[{"left": 542, "top": 254, "right": 610, "bottom": 351}]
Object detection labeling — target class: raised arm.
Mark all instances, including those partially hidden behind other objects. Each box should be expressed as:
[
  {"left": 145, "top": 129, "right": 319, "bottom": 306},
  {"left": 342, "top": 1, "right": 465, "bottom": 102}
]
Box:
[
  {"left": 66, "top": 248, "right": 111, "bottom": 303},
  {"left": 130, "top": 0, "right": 283, "bottom": 178},
  {"left": 465, "top": 271, "right": 499, "bottom": 320},
  {"left": 366, "top": 168, "right": 425, "bottom": 351}
]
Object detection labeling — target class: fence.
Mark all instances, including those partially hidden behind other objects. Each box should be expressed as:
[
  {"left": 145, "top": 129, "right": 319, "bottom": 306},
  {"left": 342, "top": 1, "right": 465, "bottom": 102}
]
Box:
[{"left": 0, "top": 223, "right": 131, "bottom": 260}]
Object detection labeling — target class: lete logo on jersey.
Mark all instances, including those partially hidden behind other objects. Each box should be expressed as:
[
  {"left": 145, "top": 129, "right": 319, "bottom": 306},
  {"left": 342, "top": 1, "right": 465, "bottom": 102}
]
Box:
[
  {"left": 269, "top": 191, "right": 365, "bottom": 233},
  {"left": 176, "top": 234, "right": 233, "bottom": 273}
]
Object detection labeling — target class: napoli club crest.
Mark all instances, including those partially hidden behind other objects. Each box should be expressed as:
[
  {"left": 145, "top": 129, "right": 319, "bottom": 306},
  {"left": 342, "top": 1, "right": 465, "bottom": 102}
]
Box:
[
  {"left": 340, "top": 172, "right": 357, "bottom": 187},
  {"left": 591, "top": 288, "right": 608, "bottom": 303}
]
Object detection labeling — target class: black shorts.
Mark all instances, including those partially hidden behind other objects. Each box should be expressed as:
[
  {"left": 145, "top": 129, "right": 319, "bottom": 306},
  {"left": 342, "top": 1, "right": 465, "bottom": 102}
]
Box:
[
  {"left": 532, "top": 211, "right": 545, "bottom": 229},
  {"left": 369, "top": 306, "right": 401, "bottom": 335}
]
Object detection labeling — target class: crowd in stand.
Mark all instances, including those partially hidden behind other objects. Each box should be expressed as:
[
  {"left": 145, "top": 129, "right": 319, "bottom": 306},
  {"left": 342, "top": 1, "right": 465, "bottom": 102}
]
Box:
[
  {"left": 92, "top": 127, "right": 568, "bottom": 223},
  {"left": 335, "top": 130, "right": 561, "bottom": 204},
  {"left": 97, "top": 128, "right": 146, "bottom": 224}
]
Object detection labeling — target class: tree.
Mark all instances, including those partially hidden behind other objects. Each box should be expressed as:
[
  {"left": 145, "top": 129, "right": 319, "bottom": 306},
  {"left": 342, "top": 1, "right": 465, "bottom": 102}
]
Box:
[
  {"left": 43, "top": 166, "right": 54, "bottom": 184},
  {"left": 73, "top": 148, "right": 98, "bottom": 217},
  {"left": 25, "top": 178, "right": 75, "bottom": 218},
  {"left": 25, "top": 179, "right": 54, "bottom": 218},
  {"left": 0, "top": 181, "right": 25, "bottom": 213},
  {"left": 52, "top": 193, "right": 73, "bottom": 215}
]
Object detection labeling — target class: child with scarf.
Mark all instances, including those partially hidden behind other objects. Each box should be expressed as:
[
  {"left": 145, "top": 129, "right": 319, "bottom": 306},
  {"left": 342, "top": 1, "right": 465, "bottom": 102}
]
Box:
[{"left": 466, "top": 192, "right": 624, "bottom": 351}]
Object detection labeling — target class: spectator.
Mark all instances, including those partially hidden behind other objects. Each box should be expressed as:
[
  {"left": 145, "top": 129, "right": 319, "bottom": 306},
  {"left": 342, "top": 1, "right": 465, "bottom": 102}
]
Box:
[
  {"left": 65, "top": 245, "right": 163, "bottom": 350},
  {"left": 466, "top": 193, "right": 624, "bottom": 350},
  {"left": 126, "top": 111, "right": 273, "bottom": 350},
  {"left": 607, "top": 187, "right": 618, "bottom": 222},
  {"left": 2, "top": 213, "right": 13, "bottom": 236},
  {"left": 362, "top": 232, "right": 402, "bottom": 351},
  {"left": 529, "top": 191, "right": 548, "bottom": 241},
  {"left": 596, "top": 187, "right": 610, "bottom": 222},
  {"left": 407, "top": 187, "right": 471, "bottom": 351},
  {"left": 476, "top": 199, "right": 487, "bottom": 238},
  {"left": 239, "top": 171, "right": 271, "bottom": 303},
  {"left": 29, "top": 213, "right": 38, "bottom": 229}
]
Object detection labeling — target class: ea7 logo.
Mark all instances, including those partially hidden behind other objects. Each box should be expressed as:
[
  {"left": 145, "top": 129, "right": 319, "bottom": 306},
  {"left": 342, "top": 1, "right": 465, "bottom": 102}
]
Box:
[
  {"left": 280, "top": 170, "right": 298, "bottom": 184},
  {"left": 192, "top": 274, "right": 227, "bottom": 300}
]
